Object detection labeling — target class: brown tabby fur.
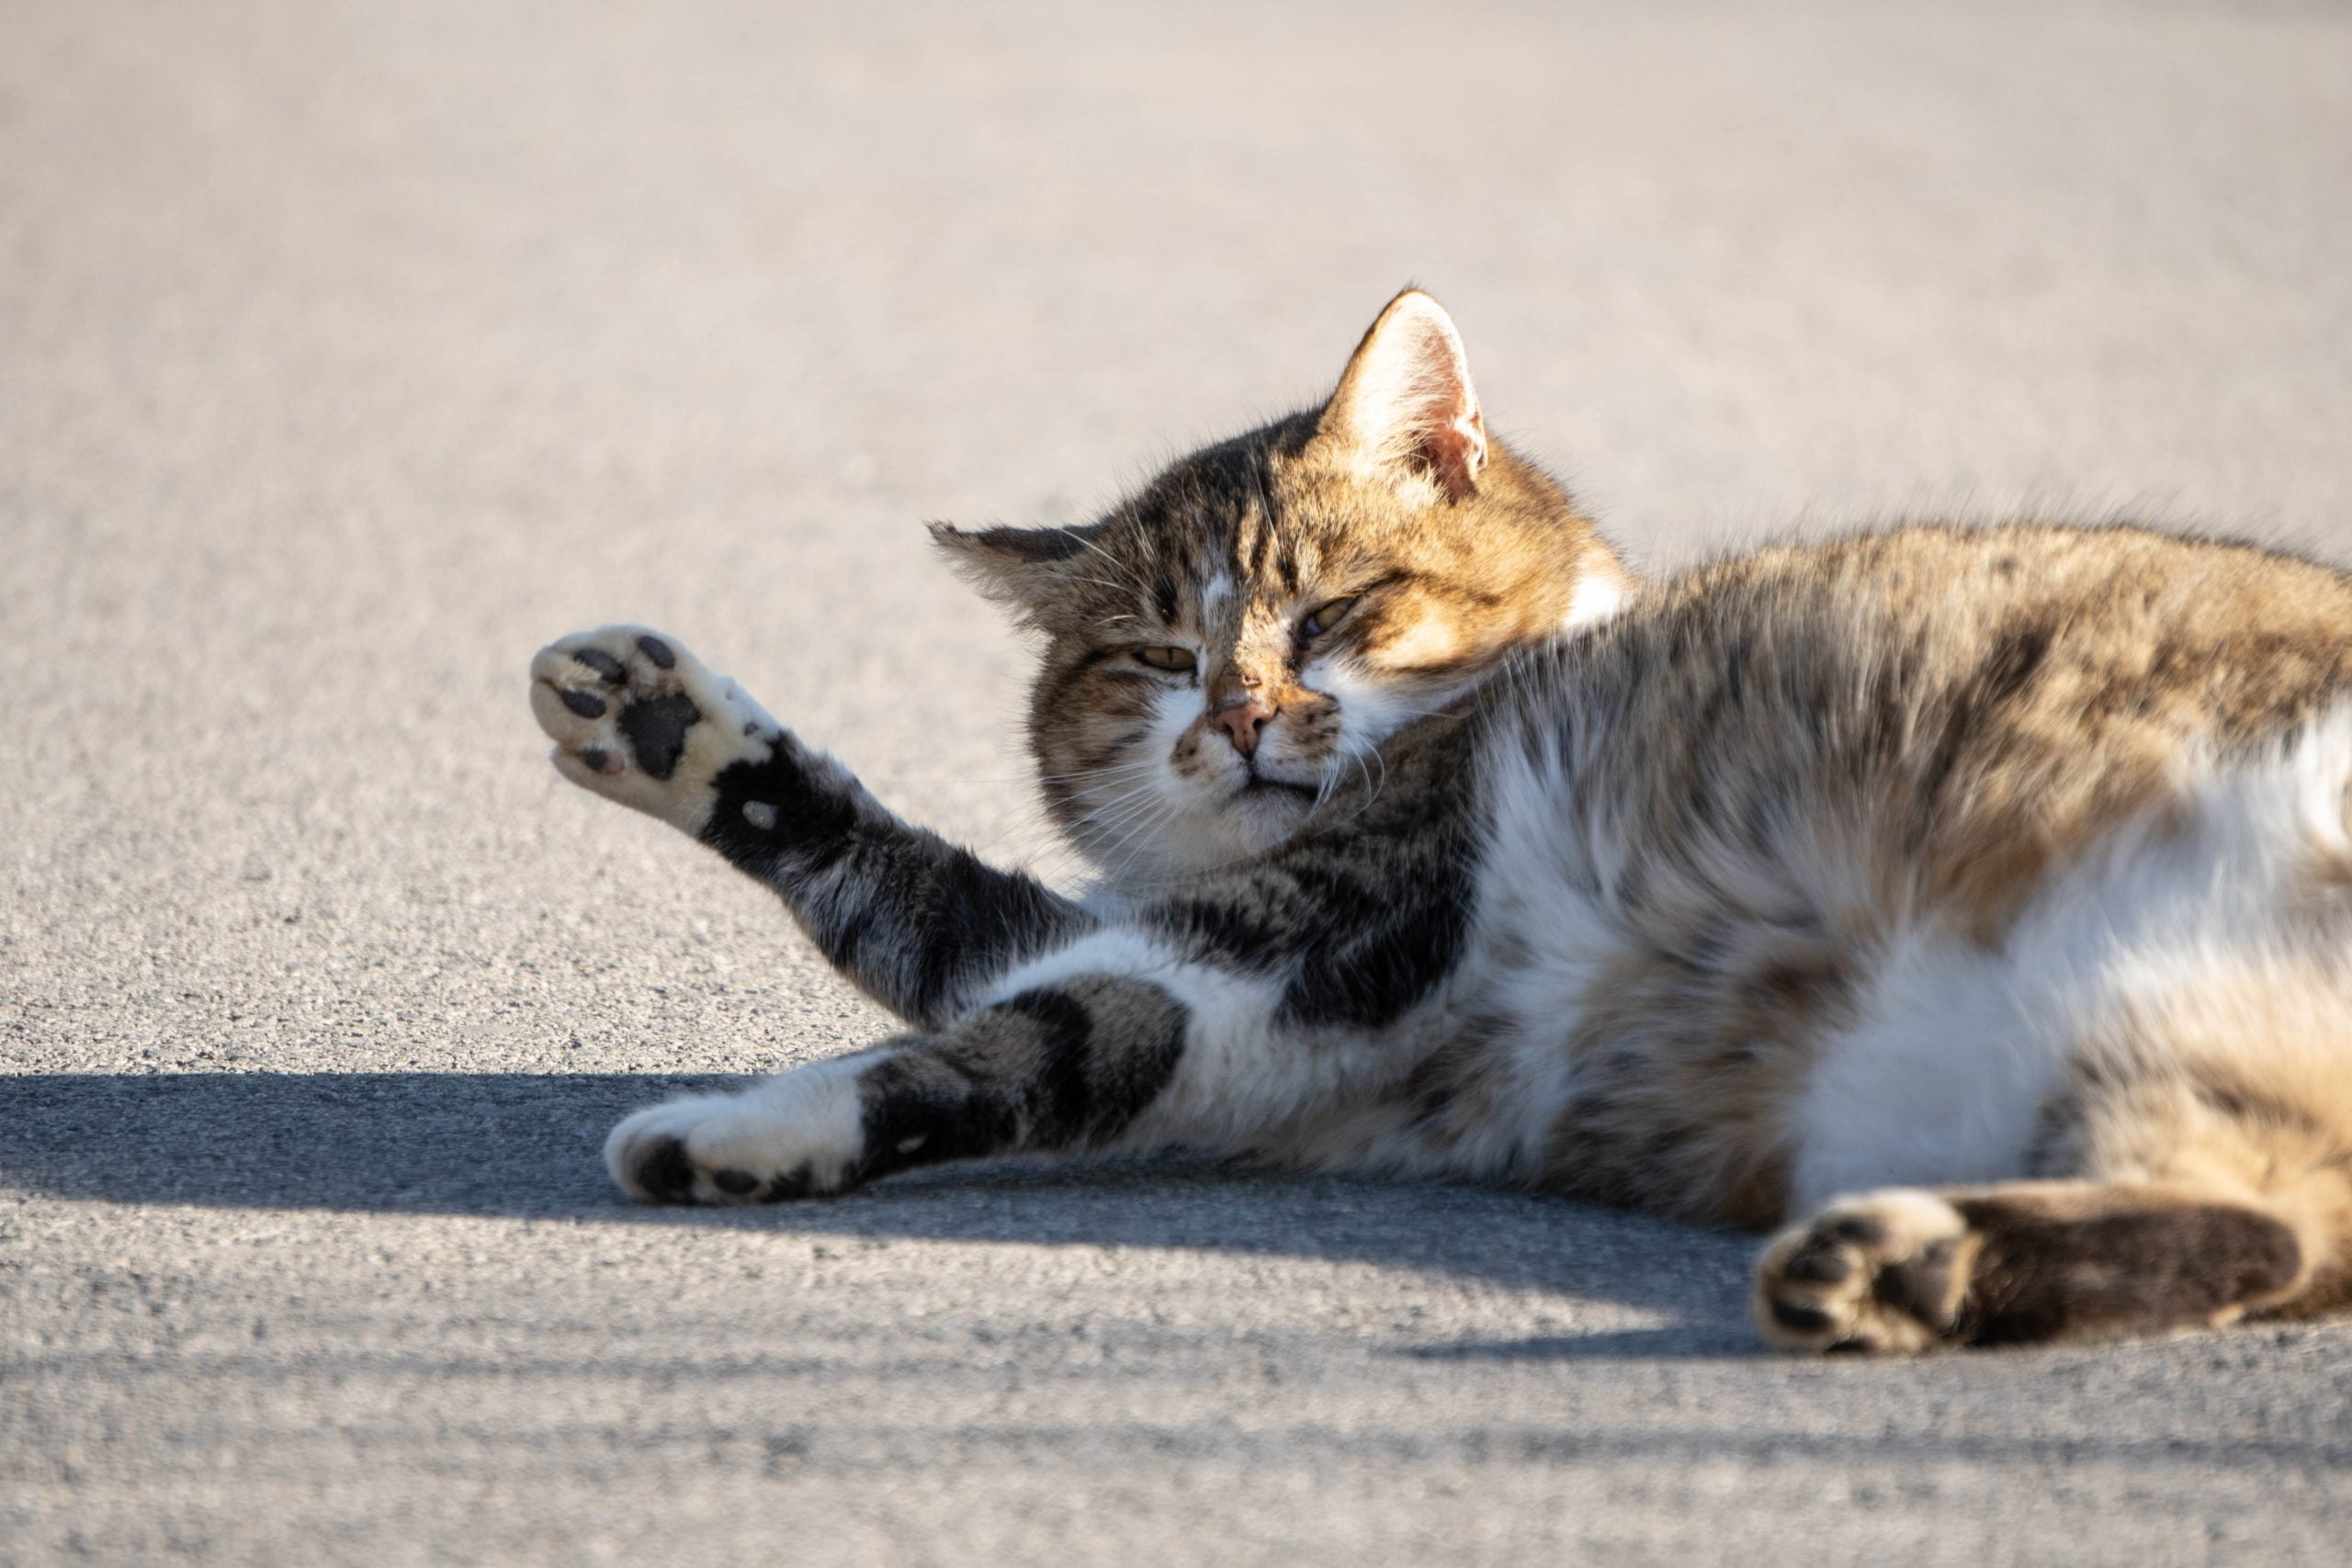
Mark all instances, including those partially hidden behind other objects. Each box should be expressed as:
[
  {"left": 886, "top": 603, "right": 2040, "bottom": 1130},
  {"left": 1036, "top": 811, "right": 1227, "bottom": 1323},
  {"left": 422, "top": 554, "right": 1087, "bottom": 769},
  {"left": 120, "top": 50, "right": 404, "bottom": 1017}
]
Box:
[{"left": 549, "top": 288, "right": 2352, "bottom": 1352}]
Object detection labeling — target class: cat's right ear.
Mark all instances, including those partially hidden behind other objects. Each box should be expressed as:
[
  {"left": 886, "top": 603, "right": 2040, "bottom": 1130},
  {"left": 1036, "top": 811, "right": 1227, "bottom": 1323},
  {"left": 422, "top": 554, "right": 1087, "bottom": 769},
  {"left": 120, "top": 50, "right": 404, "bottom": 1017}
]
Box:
[{"left": 928, "top": 522, "right": 1095, "bottom": 617}]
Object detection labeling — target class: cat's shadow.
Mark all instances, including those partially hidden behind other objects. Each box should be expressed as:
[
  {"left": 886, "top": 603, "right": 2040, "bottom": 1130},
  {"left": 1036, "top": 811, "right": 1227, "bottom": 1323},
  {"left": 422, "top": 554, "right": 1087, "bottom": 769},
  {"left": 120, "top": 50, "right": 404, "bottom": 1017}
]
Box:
[{"left": 5, "top": 1071, "right": 1759, "bottom": 1356}]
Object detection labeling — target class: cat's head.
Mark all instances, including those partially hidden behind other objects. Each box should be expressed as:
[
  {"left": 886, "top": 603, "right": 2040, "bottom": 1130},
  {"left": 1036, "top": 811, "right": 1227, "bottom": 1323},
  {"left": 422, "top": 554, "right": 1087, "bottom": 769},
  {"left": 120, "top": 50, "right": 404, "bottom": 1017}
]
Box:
[{"left": 934, "top": 289, "right": 1626, "bottom": 883}]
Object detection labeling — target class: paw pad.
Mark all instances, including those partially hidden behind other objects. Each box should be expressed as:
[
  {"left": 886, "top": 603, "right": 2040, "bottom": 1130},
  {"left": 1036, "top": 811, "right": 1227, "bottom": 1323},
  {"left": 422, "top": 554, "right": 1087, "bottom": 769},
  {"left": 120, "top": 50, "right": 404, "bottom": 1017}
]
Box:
[
  {"left": 529, "top": 625, "right": 778, "bottom": 832},
  {"left": 1755, "top": 1190, "right": 1979, "bottom": 1353}
]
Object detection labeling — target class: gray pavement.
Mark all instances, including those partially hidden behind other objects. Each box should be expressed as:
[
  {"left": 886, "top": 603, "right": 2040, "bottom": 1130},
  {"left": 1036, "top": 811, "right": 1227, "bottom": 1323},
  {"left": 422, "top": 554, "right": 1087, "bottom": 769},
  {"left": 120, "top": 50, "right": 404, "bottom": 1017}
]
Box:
[{"left": 6, "top": 2, "right": 2351, "bottom": 1562}]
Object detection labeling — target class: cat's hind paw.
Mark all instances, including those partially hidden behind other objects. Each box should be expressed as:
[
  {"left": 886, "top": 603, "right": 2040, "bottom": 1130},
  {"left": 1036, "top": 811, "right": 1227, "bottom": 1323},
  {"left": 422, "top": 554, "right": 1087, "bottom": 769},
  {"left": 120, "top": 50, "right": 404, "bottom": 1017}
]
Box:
[
  {"left": 605, "top": 1058, "right": 878, "bottom": 1205},
  {"left": 529, "top": 626, "right": 779, "bottom": 833},
  {"left": 1753, "top": 1189, "right": 1981, "bottom": 1353}
]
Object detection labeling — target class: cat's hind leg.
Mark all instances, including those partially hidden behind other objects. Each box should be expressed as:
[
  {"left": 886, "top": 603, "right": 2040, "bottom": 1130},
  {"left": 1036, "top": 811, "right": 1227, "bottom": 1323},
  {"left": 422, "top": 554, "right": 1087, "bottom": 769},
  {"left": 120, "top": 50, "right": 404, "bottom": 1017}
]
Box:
[
  {"left": 1759, "top": 952, "right": 2352, "bottom": 1351},
  {"left": 1752, "top": 1181, "right": 2311, "bottom": 1352},
  {"left": 605, "top": 968, "right": 1195, "bottom": 1204},
  {"left": 602, "top": 924, "right": 1393, "bottom": 1205}
]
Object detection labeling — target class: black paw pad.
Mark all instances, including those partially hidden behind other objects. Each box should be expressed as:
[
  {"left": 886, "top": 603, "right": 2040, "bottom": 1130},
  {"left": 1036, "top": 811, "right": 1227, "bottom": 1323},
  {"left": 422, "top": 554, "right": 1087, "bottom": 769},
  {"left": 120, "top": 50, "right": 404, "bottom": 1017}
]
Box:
[
  {"left": 572, "top": 648, "right": 628, "bottom": 682},
  {"left": 1786, "top": 1237, "right": 1855, "bottom": 1285},
  {"left": 636, "top": 634, "right": 677, "bottom": 670},
  {"left": 1770, "top": 1299, "right": 1836, "bottom": 1336},
  {"left": 560, "top": 689, "right": 608, "bottom": 719},
  {"left": 763, "top": 1166, "right": 817, "bottom": 1201},
  {"left": 1872, "top": 1250, "right": 1960, "bottom": 1325},
  {"left": 618, "top": 693, "right": 701, "bottom": 780},
  {"left": 1831, "top": 1214, "right": 1890, "bottom": 1249},
  {"left": 711, "top": 1168, "right": 761, "bottom": 1196},
  {"left": 632, "top": 1136, "right": 699, "bottom": 1203}
]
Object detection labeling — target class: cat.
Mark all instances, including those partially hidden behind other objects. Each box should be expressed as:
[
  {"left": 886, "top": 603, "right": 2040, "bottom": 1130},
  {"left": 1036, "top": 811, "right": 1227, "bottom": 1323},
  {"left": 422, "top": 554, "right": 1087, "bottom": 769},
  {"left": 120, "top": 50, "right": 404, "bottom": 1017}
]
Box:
[{"left": 530, "top": 289, "right": 2352, "bottom": 1353}]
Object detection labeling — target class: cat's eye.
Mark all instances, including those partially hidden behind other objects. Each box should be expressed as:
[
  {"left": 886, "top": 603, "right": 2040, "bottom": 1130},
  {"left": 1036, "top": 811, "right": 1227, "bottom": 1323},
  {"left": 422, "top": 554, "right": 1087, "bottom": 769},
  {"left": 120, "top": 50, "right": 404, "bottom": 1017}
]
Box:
[
  {"left": 1304, "top": 597, "right": 1358, "bottom": 636},
  {"left": 1134, "top": 646, "right": 1198, "bottom": 673}
]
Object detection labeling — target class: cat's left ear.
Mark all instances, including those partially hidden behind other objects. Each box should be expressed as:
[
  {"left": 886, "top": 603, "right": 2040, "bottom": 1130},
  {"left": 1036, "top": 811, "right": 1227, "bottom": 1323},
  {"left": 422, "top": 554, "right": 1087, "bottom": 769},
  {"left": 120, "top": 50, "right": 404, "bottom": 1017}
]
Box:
[
  {"left": 1315, "top": 288, "right": 1487, "bottom": 502},
  {"left": 928, "top": 522, "right": 1095, "bottom": 615}
]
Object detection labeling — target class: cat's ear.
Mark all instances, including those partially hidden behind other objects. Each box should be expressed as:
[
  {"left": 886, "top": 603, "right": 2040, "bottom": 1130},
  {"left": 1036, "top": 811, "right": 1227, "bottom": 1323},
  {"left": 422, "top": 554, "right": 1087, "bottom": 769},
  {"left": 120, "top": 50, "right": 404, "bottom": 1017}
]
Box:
[
  {"left": 1315, "top": 288, "right": 1487, "bottom": 501},
  {"left": 928, "top": 522, "right": 1095, "bottom": 615}
]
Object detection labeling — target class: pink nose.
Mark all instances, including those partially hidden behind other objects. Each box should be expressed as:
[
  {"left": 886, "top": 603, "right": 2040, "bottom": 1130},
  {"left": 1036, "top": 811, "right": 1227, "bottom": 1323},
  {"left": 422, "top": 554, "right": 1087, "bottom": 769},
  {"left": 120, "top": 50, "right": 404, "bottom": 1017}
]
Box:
[{"left": 1213, "top": 697, "right": 1275, "bottom": 757}]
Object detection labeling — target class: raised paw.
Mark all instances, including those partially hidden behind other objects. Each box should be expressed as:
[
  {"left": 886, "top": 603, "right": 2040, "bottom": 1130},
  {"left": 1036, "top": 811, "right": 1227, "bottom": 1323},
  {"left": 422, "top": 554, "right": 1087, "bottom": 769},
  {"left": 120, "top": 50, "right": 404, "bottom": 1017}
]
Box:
[
  {"left": 1754, "top": 1189, "right": 1982, "bottom": 1353},
  {"left": 605, "top": 1055, "right": 882, "bottom": 1204},
  {"left": 529, "top": 626, "right": 780, "bottom": 832}
]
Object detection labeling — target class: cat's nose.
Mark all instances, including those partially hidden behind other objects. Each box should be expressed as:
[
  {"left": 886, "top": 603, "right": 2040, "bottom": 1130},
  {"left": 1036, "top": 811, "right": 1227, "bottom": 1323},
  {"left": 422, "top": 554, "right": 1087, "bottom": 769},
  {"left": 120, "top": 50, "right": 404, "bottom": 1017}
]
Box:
[{"left": 1212, "top": 697, "right": 1275, "bottom": 757}]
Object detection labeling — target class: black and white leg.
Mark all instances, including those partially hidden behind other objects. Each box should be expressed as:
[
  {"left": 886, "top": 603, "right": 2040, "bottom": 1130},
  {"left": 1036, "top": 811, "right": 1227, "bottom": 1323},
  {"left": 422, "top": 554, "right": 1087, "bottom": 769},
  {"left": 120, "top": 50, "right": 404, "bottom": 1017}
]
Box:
[
  {"left": 605, "top": 973, "right": 1193, "bottom": 1202},
  {"left": 600, "top": 904, "right": 1422, "bottom": 1207},
  {"left": 531, "top": 626, "right": 1089, "bottom": 1024}
]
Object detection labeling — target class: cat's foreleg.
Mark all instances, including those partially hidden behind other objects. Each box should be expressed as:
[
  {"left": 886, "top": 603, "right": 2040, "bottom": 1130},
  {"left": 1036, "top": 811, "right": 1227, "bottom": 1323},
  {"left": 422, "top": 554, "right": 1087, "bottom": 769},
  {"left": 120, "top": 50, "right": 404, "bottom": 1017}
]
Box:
[
  {"left": 530, "top": 626, "right": 1089, "bottom": 1025},
  {"left": 602, "top": 931, "right": 1344, "bottom": 1204},
  {"left": 605, "top": 973, "right": 1193, "bottom": 1203},
  {"left": 1752, "top": 1182, "right": 2317, "bottom": 1352}
]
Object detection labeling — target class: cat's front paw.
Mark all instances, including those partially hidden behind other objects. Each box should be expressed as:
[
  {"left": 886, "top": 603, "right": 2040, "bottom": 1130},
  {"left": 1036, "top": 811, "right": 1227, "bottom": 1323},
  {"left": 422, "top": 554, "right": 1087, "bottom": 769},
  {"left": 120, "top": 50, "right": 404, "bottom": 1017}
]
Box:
[
  {"left": 605, "top": 1057, "right": 878, "bottom": 1205},
  {"left": 529, "top": 626, "right": 780, "bottom": 832},
  {"left": 1754, "top": 1189, "right": 1982, "bottom": 1353}
]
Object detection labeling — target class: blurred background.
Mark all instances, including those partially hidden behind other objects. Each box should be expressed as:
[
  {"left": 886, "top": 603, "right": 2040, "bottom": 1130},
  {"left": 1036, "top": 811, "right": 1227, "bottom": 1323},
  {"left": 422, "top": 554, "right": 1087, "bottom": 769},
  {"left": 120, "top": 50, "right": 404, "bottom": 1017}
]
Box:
[{"left": 6, "top": 3, "right": 2352, "bottom": 1561}]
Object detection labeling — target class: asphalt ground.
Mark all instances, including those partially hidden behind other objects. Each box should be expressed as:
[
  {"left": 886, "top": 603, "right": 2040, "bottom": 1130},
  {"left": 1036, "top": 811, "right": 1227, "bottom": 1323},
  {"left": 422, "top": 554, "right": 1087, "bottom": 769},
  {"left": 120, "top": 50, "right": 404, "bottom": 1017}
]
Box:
[{"left": 5, "top": 3, "right": 2350, "bottom": 1562}]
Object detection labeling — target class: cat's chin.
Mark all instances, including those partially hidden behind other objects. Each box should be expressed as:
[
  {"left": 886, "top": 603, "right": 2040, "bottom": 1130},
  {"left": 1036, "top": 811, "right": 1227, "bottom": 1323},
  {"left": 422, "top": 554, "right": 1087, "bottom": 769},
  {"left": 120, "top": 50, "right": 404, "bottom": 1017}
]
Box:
[
  {"left": 1080, "top": 784, "right": 1319, "bottom": 886},
  {"left": 1210, "top": 783, "right": 1318, "bottom": 856},
  {"left": 1233, "top": 774, "right": 1317, "bottom": 805}
]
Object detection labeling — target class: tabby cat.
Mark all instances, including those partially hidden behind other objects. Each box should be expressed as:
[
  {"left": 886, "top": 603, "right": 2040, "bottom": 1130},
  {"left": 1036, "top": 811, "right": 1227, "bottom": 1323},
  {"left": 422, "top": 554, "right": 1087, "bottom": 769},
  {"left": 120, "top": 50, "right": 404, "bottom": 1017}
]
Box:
[{"left": 531, "top": 290, "right": 2352, "bottom": 1352}]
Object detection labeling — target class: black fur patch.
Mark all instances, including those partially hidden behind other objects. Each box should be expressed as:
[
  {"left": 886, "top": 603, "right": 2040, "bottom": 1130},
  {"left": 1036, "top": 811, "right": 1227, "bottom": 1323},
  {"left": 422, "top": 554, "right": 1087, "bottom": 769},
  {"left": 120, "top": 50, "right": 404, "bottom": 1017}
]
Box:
[
  {"left": 700, "top": 745, "right": 859, "bottom": 869},
  {"left": 854, "top": 1049, "right": 1017, "bottom": 1177},
  {"left": 699, "top": 742, "right": 1089, "bottom": 1026},
  {"left": 1002, "top": 987, "right": 1185, "bottom": 1147},
  {"left": 852, "top": 983, "right": 1188, "bottom": 1181},
  {"left": 893, "top": 869, "right": 1084, "bottom": 1026},
  {"left": 1142, "top": 735, "right": 1480, "bottom": 1031},
  {"left": 1278, "top": 853, "right": 1473, "bottom": 1028}
]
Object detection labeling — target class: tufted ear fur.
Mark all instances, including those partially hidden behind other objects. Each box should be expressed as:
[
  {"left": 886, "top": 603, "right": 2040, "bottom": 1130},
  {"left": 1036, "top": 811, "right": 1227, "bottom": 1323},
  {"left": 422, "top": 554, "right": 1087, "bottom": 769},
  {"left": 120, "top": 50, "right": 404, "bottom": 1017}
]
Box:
[
  {"left": 928, "top": 522, "right": 1102, "bottom": 620},
  {"left": 1314, "top": 288, "right": 1487, "bottom": 502}
]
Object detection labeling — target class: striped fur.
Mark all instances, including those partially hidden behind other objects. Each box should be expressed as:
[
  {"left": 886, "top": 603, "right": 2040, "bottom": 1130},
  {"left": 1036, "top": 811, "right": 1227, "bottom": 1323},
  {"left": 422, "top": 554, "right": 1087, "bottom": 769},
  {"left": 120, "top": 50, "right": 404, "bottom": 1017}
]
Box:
[{"left": 539, "top": 293, "right": 2352, "bottom": 1353}]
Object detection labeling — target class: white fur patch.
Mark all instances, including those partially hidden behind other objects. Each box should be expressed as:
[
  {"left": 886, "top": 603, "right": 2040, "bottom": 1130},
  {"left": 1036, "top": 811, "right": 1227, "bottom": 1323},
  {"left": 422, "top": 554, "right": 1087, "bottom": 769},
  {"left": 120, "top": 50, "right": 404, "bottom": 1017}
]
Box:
[
  {"left": 605, "top": 1048, "right": 888, "bottom": 1202},
  {"left": 1791, "top": 710, "right": 2352, "bottom": 1209},
  {"left": 1300, "top": 653, "right": 1451, "bottom": 771},
  {"left": 1563, "top": 570, "right": 1627, "bottom": 630},
  {"left": 1081, "top": 679, "right": 1312, "bottom": 887},
  {"left": 1790, "top": 933, "right": 2069, "bottom": 1209},
  {"left": 1441, "top": 721, "right": 1623, "bottom": 1178}
]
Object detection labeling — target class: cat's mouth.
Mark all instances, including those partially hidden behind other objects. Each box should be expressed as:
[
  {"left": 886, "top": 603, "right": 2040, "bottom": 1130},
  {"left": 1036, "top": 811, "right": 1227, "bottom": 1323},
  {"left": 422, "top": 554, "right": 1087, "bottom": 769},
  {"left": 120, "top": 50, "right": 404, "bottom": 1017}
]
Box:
[{"left": 1234, "top": 766, "right": 1317, "bottom": 802}]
